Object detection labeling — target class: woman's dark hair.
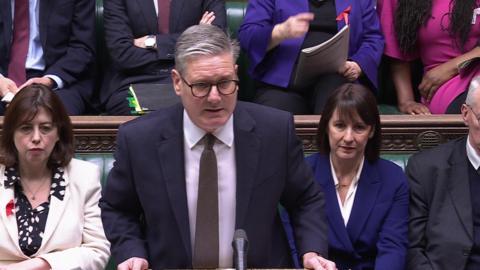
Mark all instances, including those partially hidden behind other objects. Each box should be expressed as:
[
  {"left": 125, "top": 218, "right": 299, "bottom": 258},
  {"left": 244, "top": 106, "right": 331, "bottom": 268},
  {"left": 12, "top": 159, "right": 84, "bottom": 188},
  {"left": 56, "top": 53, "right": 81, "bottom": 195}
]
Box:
[
  {"left": 317, "top": 83, "right": 381, "bottom": 162},
  {"left": 0, "top": 84, "right": 74, "bottom": 168},
  {"left": 394, "top": 0, "right": 477, "bottom": 53}
]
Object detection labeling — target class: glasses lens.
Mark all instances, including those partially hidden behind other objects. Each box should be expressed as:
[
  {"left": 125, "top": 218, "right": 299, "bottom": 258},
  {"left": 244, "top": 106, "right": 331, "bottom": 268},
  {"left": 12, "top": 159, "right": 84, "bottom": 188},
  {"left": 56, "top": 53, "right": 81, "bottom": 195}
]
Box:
[
  {"left": 192, "top": 82, "right": 211, "bottom": 97},
  {"left": 217, "top": 80, "right": 237, "bottom": 95}
]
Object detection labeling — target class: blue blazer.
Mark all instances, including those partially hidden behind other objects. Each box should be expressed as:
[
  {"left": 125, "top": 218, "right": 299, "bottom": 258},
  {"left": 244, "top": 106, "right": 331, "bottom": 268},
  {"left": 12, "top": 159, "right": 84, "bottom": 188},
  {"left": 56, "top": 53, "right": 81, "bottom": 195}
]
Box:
[
  {"left": 238, "top": 0, "right": 384, "bottom": 90},
  {"left": 306, "top": 153, "right": 408, "bottom": 270}
]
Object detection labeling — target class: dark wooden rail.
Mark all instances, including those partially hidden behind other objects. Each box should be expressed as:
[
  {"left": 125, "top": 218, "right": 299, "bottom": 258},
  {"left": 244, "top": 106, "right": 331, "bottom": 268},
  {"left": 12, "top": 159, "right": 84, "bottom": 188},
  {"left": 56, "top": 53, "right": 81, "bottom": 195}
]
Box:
[{"left": 0, "top": 115, "right": 466, "bottom": 154}]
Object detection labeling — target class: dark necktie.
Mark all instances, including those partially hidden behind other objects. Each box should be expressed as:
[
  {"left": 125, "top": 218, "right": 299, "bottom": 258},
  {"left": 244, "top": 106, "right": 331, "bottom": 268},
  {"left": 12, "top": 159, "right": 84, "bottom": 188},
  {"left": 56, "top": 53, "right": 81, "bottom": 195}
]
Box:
[
  {"left": 193, "top": 134, "right": 219, "bottom": 268},
  {"left": 157, "top": 0, "right": 170, "bottom": 34},
  {"left": 8, "top": 0, "right": 30, "bottom": 86}
]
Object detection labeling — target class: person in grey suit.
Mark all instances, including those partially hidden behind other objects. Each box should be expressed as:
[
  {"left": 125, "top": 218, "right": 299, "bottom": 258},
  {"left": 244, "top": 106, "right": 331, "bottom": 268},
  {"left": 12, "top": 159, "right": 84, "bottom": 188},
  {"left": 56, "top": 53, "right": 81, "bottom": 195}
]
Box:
[
  {"left": 100, "top": 25, "right": 336, "bottom": 270},
  {"left": 406, "top": 76, "right": 480, "bottom": 270},
  {"left": 101, "top": 0, "right": 226, "bottom": 115}
]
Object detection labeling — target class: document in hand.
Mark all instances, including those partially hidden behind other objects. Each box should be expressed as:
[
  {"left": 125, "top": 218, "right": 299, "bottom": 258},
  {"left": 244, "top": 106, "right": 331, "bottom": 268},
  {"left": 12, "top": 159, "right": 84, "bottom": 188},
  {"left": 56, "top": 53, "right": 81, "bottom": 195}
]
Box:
[{"left": 292, "top": 25, "right": 350, "bottom": 89}]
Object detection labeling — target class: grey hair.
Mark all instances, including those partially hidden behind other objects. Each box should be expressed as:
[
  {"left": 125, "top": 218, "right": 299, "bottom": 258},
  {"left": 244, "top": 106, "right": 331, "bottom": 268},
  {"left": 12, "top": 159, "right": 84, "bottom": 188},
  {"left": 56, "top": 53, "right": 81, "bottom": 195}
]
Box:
[
  {"left": 465, "top": 76, "right": 480, "bottom": 106},
  {"left": 174, "top": 24, "right": 240, "bottom": 75}
]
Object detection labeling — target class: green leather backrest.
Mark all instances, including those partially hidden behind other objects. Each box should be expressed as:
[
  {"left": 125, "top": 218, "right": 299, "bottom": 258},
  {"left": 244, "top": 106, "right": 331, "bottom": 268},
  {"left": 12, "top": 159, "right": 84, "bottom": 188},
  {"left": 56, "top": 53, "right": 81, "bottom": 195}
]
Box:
[{"left": 226, "top": 1, "right": 256, "bottom": 101}]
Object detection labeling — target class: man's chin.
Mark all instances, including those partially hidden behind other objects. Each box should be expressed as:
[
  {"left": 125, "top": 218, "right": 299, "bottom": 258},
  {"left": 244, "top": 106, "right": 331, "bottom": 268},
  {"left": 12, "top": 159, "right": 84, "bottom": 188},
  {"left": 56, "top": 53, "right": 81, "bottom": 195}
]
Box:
[{"left": 200, "top": 118, "right": 228, "bottom": 132}]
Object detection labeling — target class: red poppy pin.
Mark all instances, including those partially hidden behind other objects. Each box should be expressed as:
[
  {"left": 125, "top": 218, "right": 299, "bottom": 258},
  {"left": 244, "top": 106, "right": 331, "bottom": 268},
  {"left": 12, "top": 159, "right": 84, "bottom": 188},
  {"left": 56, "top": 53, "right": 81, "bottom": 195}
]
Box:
[
  {"left": 6, "top": 199, "right": 14, "bottom": 217},
  {"left": 336, "top": 6, "right": 351, "bottom": 25}
]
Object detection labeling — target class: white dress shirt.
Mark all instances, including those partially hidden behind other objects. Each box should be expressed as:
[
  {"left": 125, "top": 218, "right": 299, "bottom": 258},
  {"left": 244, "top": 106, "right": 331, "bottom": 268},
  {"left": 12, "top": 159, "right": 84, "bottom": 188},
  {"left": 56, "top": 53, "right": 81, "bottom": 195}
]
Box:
[
  {"left": 330, "top": 155, "right": 364, "bottom": 226},
  {"left": 183, "top": 110, "right": 236, "bottom": 267},
  {"left": 467, "top": 135, "right": 480, "bottom": 170},
  {"left": 4, "top": 0, "right": 63, "bottom": 89}
]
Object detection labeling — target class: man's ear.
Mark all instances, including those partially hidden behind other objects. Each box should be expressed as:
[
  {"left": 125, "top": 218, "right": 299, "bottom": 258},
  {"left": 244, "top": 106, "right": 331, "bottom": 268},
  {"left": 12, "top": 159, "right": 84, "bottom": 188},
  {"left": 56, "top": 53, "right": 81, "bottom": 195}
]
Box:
[
  {"left": 235, "top": 64, "right": 238, "bottom": 74},
  {"left": 461, "top": 104, "right": 470, "bottom": 126},
  {"left": 171, "top": 69, "right": 182, "bottom": 96}
]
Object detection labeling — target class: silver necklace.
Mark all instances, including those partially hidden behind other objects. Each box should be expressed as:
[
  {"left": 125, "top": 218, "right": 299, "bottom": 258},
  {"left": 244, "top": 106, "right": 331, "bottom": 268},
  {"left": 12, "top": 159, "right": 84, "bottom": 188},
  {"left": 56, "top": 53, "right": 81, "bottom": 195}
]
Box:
[{"left": 21, "top": 176, "right": 50, "bottom": 200}]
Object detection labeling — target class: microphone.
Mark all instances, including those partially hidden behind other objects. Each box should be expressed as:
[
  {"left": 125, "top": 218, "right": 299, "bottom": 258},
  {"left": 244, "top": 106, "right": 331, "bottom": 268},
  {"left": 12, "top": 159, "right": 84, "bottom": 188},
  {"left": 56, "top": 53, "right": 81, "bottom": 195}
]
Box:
[{"left": 232, "top": 229, "right": 249, "bottom": 270}]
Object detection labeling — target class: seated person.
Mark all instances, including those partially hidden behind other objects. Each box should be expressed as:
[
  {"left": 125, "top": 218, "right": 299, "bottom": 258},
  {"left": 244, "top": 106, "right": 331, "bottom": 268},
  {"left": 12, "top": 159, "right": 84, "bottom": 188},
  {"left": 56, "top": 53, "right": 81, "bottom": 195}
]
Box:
[
  {"left": 101, "top": 0, "right": 227, "bottom": 115},
  {"left": 0, "top": 0, "right": 96, "bottom": 115},
  {"left": 406, "top": 76, "right": 480, "bottom": 269},
  {"left": 0, "top": 84, "right": 110, "bottom": 269},
  {"left": 238, "top": 0, "right": 383, "bottom": 114},
  {"left": 306, "top": 83, "right": 409, "bottom": 269},
  {"left": 377, "top": 0, "right": 480, "bottom": 114}
]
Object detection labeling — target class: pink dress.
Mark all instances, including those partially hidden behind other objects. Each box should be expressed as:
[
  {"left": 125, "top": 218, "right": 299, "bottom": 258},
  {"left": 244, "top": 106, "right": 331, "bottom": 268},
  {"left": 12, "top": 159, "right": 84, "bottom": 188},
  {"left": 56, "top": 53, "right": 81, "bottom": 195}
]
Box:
[{"left": 378, "top": 0, "right": 480, "bottom": 113}]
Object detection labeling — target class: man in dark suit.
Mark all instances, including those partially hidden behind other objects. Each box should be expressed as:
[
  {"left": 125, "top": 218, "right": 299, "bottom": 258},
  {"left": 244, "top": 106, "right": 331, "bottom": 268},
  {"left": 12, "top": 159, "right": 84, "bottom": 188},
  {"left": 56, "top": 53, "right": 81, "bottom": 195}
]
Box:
[
  {"left": 406, "top": 76, "right": 480, "bottom": 270},
  {"left": 100, "top": 25, "right": 335, "bottom": 270},
  {"left": 101, "top": 0, "right": 226, "bottom": 115},
  {"left": 0, "top": 0, "right": 95, "bottom": 115}
]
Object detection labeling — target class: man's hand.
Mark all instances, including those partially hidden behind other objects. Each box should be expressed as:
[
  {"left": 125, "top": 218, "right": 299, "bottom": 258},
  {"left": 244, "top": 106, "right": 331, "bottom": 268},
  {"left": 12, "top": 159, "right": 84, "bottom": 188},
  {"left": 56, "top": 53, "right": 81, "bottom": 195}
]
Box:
[
  {"left": 19, "top": 76, "right": 55, "bottom": 90},
  {"left": 117, "top": 257, "right": 149, "bottom": 270},
  {"left": 134, "top": 36, "right": 149, "bottom": 48},
  {"left": 0, "top": 77, "right": 18, "bottom": 97},
  {"left": 338, "top": 61, "right": 362, "bottom": 81},
  {"left": 303, "top": 252, "right": 337, "bottom": 270},
  {"left": 199, "top": 11, "right": 215, "bottom": 24},
  {"left": 418, "top": 60, "right": 457, "bottom": 102}
]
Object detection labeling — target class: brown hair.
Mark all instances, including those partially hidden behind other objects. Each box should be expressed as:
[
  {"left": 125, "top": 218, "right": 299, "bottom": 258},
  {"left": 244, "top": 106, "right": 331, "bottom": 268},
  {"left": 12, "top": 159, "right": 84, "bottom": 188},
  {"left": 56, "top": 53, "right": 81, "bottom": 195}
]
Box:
[
  {"left": 317, "top": 83, "right": 381, "bottom": 162},
  {"left": 0, "top": 84, "right": 74, "bottom": 168}
]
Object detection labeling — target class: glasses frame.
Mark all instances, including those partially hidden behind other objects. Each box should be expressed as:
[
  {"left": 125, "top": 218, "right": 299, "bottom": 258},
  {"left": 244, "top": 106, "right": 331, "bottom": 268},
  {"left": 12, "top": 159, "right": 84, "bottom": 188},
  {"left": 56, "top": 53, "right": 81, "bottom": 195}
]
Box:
[{"left": 179, "top": 74, "right": 239, "bottom": 98}]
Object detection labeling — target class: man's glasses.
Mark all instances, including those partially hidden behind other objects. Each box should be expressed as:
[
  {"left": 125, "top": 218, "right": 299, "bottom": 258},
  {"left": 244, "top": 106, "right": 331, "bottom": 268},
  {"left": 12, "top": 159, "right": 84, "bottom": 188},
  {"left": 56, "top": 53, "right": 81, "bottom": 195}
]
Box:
[
  {"left": 466, "top": 104, "right": 480, "bottom": 122},
  {"left": 179, "top": 74, "right": 239, "bottom": 98}
]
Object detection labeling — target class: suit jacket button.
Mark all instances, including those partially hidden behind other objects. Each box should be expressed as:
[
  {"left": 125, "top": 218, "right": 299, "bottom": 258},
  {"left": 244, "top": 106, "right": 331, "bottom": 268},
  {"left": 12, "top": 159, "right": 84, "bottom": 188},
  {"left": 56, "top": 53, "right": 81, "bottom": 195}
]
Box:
[{"left": 463, "top": 248, "right": 470, "bottom": 256}]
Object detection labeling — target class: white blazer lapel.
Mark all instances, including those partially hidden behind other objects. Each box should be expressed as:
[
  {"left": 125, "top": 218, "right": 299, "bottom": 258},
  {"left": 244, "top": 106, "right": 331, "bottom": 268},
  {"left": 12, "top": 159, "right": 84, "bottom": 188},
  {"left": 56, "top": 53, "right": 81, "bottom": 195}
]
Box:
[
  {"left": 41, "top": 168, "right": 71, "bottom": 246},
  {"left": 0, "top": 168, "right": 22, "bottom": 254}
]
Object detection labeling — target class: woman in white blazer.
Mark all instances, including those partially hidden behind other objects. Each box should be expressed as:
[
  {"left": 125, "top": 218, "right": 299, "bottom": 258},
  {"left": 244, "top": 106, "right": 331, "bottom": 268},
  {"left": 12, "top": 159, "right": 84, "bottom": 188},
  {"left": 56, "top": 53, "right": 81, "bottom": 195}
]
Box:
[{"left": 0, "top": 84, "right": 110, "bottom": 270}]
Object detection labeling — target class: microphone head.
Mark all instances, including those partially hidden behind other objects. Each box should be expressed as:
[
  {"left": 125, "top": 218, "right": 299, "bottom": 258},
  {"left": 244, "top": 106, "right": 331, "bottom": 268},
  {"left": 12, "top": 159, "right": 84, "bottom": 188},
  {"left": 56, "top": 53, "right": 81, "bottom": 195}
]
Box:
[{"left": 233, "top": 229, "right": 248, "bottom": 242}]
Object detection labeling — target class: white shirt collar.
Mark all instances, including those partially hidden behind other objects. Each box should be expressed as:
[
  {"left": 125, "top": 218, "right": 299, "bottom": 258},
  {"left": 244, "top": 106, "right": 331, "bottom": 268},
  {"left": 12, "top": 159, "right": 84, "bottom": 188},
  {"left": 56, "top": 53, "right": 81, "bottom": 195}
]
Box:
[
  {"left": 330, "top": 156, "right": 365, "bottom": 188},
  {"left": 466, "top": 135, "right": 480, "bottom": 170},
  {"left": 183, "top": 109, "right": 234, "bottom": 149}
]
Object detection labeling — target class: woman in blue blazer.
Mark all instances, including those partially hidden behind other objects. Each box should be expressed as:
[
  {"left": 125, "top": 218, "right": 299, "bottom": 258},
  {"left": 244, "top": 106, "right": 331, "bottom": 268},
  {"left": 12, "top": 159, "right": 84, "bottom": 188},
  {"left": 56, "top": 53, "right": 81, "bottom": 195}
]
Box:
[
  {"left": 307, "top": 83, "right": 408, "bottom": 269},
  {"left": 238, "top": 0, "right": 384, "bottom": 114}
]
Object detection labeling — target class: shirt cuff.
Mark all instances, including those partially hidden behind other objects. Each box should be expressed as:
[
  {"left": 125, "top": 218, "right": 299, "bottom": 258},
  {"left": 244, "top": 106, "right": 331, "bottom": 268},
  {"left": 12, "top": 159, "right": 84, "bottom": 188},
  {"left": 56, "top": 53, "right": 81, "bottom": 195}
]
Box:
[
  {"left": 45, "top": 74, "right": 63, "bottom": 90},
  {"left": 1, "top": 92, "right": 14, "bottom": 103}
]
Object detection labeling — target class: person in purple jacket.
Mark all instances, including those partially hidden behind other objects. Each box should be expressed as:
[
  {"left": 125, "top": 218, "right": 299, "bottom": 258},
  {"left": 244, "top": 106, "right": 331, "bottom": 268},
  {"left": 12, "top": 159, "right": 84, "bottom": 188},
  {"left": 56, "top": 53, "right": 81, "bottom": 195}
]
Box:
[{"left": 238, "top": 0, "right": 384, "bottom": 114}]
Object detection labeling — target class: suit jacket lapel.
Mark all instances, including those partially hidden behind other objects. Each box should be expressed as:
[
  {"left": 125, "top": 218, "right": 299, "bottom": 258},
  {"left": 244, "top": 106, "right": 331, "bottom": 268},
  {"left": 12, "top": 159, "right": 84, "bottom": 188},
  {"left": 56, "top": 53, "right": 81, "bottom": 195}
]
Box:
[
  {"left": 42, "top": 171, "right": 71, "bottom": 246},
  {"left": 169, "top": 0, "right": 184, "bottom": 32},
  {"left": 447, "top": 140, "right": 473, "bottom": 240},
  {"left": 156, "top": 106, "right": 192, "bottom": 262},
  {"left": 39, "top": 0, "right": 51, "bottom": 47},
  {"left": 137, "top": 0, "right": 159, "bottom": 34},
  {"left": 334, "top": 0, "right": 350, "bottom": 29},
  {"left": 315, "top": 155, "right": 355, "bottom": 253},
  {"left": 233, "top": 106, "right": 260, "bottom": 229},
  {"left": 346, "top": 161, "right": 381, "bottom": 243},
  {"left": 1, "top": 0, "right": 12, "bottom": 57}
]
